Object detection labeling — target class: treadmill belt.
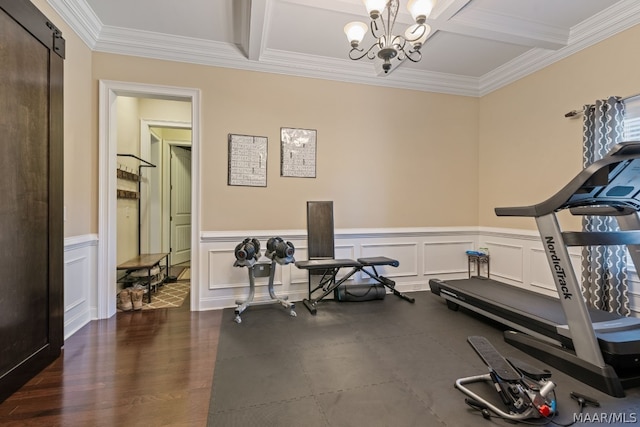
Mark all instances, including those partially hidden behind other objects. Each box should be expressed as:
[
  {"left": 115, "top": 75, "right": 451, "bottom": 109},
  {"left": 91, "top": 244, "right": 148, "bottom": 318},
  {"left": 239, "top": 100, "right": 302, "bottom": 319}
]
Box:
[{"left": 439, "top": 278, "right": 621, "bottom": 331}]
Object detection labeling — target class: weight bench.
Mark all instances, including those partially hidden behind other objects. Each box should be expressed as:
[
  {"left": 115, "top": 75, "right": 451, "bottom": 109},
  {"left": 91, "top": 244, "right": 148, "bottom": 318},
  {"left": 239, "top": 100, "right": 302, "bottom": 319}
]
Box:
[
  {"left": 295, "top": 201, "right": 414, "bottom": 314},
  {"left": 358, "top": 256, "right": 414, "bottom": 304},
  {"left": 296, "top": 256, "right": 414, "bottom": 314}
]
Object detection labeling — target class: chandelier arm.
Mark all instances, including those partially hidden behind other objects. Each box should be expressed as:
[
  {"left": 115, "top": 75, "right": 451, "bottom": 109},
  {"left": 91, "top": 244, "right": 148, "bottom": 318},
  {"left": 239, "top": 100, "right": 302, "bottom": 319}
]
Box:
[
  {"left": 405, "top": 24, "right": 426, "bottom": 43},
  {"left": 345, "top": 0, "right": 426, "bottom": 72},
  {"left": 391, "top": 35, "right": 406, "bottom": 50},
  {"left": 348, "top": 43, "right": 379, "bottom": 61},
  {"left": 404, "top": 49, "right": 422, "bottom": 63},
  {"left": 380, "top": 5, "right": 389, "bottom": 38},
  {"left": 370, "top": 19, "right": 383, "bottom": 39}
]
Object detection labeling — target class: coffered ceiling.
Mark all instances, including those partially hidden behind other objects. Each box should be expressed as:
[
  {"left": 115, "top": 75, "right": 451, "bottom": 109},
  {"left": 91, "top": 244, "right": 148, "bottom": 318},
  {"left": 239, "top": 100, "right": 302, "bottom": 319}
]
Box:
[{"left": 48, "top": 0, "right": 640, "bottom": 96}]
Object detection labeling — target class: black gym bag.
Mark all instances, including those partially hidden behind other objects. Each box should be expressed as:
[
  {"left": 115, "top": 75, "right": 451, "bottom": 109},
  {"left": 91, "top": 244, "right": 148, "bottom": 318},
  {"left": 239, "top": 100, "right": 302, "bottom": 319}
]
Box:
[{"left": 334, "top": 284, "right": 386, "bottom": 302}]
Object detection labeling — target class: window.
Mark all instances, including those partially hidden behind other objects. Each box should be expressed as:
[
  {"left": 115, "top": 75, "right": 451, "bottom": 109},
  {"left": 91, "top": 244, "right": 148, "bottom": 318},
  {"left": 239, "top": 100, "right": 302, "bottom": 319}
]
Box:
[
  {"left": 623, "top": 95, "right": 640, "bottom": 273},
  {"left": 624, "top": 95, "right": 640, "bottom": 141}
]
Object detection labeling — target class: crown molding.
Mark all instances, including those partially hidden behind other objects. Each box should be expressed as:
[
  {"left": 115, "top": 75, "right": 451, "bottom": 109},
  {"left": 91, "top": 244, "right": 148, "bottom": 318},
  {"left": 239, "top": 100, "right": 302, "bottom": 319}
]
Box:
[
  {"left": 94, "top": 26, "right": 244, "bottom": 64},
  {"left": 258, "top": 49, "right": 481, "bottom": 96},
  {"left": 478, "top": 0, "right": 640, "bottom": 96},
  {"left": 47, "top": 0, "right": 101, "bottom": 49},
  {"left": 93, "top": 24, "right": 481, "bottom": 96}
]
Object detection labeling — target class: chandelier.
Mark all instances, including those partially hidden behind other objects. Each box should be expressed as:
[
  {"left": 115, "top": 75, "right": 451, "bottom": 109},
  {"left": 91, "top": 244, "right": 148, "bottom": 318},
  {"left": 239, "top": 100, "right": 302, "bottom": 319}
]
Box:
[{"left": 344, "top": 0, "right": 434, "bottom": 74}]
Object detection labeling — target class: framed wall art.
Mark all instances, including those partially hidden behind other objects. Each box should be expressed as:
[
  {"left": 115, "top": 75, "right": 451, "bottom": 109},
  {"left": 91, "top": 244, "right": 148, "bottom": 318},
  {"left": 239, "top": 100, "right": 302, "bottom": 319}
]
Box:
[
  {"left": 228, "top": 134, "right": 268, "bottom": 187},
  {"left": 280, "top": 127, "right": 316, "bottom": 178}
]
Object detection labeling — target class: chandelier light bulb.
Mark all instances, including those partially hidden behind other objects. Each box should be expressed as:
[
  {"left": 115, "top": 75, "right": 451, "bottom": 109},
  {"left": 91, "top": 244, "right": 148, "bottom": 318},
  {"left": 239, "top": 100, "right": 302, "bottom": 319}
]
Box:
[
  {"left": 363, "top": 0, "right": 387, "bottom": 20},
  {"left": 407, "top": 0, "right": 435, "bottom": 24},
  {"left": 344, "top": 21, "right": 368, "bottom": 47}
]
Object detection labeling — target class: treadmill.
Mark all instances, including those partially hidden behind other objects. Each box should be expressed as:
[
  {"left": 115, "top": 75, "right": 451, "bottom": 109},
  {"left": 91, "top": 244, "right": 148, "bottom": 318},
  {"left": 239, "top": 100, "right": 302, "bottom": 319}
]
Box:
[{"left": 430, "top": 141, "right": 640, "bottom": 397}]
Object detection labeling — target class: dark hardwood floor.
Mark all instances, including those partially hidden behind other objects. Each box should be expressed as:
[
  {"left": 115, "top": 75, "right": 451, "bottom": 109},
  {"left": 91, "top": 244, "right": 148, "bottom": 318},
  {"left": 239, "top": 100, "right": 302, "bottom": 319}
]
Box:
[{"left": 0, "top": 297, "right": 222, "bottom": 426}]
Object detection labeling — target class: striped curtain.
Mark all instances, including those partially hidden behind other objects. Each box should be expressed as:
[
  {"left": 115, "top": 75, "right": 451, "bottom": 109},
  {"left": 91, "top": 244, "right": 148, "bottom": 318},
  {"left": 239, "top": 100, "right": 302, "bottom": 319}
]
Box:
[{"left": 581, "top": 96, "right": 630, "bottom": 316}]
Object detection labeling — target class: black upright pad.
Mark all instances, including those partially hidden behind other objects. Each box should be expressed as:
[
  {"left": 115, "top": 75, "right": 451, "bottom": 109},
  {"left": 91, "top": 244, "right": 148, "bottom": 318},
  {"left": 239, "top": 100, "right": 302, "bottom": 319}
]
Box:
[
  {"left": 468, "top": 336, "right": 521, "bottom": 382},
  {"left": 307, "top": 201, "right": 335, "bottom": 259}
]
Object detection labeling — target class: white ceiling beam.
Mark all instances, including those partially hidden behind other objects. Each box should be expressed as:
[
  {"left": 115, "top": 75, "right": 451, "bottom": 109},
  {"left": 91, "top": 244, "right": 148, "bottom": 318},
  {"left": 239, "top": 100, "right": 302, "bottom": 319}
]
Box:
[
  {"left": 280, "top": 0, "right": 566, "bottom": 50},
  {"left": 247, "top": 0, "right": 269, "bottom": 61},
  {"left": 445, "top": 7, "right": 569, "bottom": 50},
  {"left": 279, "top": 0, "right": 365, "bottom": 15},
  {"left": 431, "top": 0, "right": 473, "bottom": 21},
  {"left": 237, "top": 0, "right": 269, "bottom": 61},
  {"left": 236, "top": 0, "right": 251, "bottom": 58},
  {"left": 431, "top": 21, "right": 567, "bottom": 50}
]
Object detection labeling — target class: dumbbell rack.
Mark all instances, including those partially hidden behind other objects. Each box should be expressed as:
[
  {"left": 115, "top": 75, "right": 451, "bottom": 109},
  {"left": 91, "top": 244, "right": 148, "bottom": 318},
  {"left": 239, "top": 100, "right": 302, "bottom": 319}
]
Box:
[{"left": 234, "top": 259, "right": 296, "bottom": 323}]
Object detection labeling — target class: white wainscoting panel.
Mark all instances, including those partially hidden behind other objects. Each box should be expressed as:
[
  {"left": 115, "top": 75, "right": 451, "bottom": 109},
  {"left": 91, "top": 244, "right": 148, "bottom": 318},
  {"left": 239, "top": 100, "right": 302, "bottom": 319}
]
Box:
[
  {"left": 529, "top": 246, "right": 582, "bottom": 294},
  {"left": 65, "top": 256, "right": 87, "bottom": 312},
  {"left": 335, "top": 244, "right": 356, "bottom": 260},
  {"left": 530, "top": 247, "right": 555, "bottom": 292},
  {"left": 206, "top": 247, "right": 288, "bottom": 304},
  {"left": 208, "top": 248, "right": 249, "bottom": 290},
  {"left": 290, "top": 245, "right": 310, "bottom": 286},
  {"left": 423, "top": 241, "right": 473, "bottom": 275},
  {"left": 484, "top": 241, "right": 523, "bottom": 283},
  {"left": 63, "top": 227, "right": 640, "bottom": 341},
  {"left": 361, "top": 242, "right": 418, "bottom": 279},
  {"left": 335, "top": 245, "right": 357, "bottom": 282},
  {"left": 199, "top": 229, "right": 479, "bottom": 311},
  {"left": 64, "top": 234, "right": 98, "bottom": 340},
  {"left": 480, "top": 228, "right": 592, "bottom": 299},
  {"left": 196, "top": 227, "right": 640, "bottom": 316}
]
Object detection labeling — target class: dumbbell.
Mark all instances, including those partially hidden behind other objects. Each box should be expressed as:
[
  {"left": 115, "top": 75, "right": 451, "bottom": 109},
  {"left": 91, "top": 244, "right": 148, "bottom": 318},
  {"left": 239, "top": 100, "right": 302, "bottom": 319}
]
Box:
[
  {"left": 234, "top": 237, "right": 261, "bottom": 261},
  {"left": 277, "top": 240, "right": 295, "bottom": 259},
  {"left": 265, "top": 237, "right": 295, "bottom": 260}
]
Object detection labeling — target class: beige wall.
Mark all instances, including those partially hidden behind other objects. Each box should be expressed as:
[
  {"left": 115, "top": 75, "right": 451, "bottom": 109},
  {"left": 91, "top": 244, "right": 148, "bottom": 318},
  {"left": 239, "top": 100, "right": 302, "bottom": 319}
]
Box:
[
  {"left": 34, "top": 0, "right": 640, "bottom": 238},
  {"left": 116, "top": 97, "right": 141, "bottom": 264},
  {"left": 92, "top": 53, "right": 480, "bottom": 231},
  {"left": 153, "top": 127, "right": 192, "bottom": 142},
  {"left": 479, "top": 24, "right": 640, "bottom": 231},
  {"left": 138, "top": 98, "right": 191, "bottom": 124},
  {"left": 32, "top": 0, "right": 95, "bottom": 238}
]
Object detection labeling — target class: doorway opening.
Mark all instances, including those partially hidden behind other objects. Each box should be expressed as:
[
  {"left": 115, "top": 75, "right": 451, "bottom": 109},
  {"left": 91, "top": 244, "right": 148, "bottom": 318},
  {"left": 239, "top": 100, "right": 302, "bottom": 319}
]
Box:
[
  {"left": 99, "top": 81, "right": 201, "bottom": 318},
  {"left": 140, "top": 121, "right": 192, "bottom": 270}
]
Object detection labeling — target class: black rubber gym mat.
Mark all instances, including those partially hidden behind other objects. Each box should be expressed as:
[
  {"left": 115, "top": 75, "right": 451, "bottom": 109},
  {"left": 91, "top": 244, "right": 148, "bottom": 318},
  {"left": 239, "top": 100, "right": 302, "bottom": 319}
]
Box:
[{"left": 207, "top": 291, "right": 640, "bottom": 426}]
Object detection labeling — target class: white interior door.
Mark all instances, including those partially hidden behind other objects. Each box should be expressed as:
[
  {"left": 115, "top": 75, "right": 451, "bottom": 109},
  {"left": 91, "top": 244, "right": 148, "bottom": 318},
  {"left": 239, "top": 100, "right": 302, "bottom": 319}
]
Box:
[{"left": 170, "top": 145, "right": 191, "bottom": 265}]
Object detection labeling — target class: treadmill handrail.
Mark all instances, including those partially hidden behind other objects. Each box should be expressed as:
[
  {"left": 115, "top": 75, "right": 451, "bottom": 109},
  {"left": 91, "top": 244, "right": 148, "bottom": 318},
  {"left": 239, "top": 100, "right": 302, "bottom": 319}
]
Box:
[
  {"left": 495, "top": 141, "right": 640, "bottom": 218},
  {"left": 562, "top": 230, "right": 640, "bottom": 246}
]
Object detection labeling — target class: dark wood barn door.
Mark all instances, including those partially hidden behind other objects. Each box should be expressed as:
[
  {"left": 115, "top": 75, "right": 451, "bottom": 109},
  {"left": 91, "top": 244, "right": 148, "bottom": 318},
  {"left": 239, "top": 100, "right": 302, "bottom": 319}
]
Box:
[{"left": 0, "top": 0, "right": 64, "bottom": 402}]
